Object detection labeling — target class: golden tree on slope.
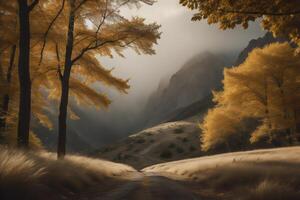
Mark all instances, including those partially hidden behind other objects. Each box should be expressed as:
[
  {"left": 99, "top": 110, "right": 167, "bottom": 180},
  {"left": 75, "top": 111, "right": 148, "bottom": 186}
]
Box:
[
  {"left": 37, "top": 0, "right": 160, "bottom": 158},
  {"left": 180, "top": 0, "right": 300, "bottom": 45},
  {"left": 201, "top": 43, "right": 300, "bottom": 151}
]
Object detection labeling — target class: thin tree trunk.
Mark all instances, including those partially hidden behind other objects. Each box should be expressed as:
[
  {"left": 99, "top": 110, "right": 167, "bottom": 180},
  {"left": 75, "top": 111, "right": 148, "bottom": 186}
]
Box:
[
  {"left": 57, "top": 0, "right": 75, "bottom": 159},
  {"left": 278, "top": 86, "right": 293, "bottom": 144},
  {"left": 17, "top": 0, "right": 31, "bottom": 148},
  {"left": 263, "top": 77, "right": 274, "bottom": 144},
  {"left": 0, "top": 45, "right": 16, "bottom": 131}
]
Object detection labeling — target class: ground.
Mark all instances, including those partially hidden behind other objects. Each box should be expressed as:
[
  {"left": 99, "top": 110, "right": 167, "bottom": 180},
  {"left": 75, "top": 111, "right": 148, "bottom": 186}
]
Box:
[
  {"left": 78, "top": 146, "right": 300, "bottom": 200},
  {"left": 95, "top": 121, "right": 203, "bottom": 169}
]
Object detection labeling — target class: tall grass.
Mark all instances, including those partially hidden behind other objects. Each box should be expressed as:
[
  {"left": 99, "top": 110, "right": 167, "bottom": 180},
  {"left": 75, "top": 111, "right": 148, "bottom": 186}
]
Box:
[{"left": 0, "top": 146, "right": 135, "bottom": 200}]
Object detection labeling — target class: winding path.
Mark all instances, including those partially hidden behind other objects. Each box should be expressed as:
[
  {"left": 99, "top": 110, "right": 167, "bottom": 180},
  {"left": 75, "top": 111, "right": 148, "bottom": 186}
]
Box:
[{"left": 78, "top": 172, "right": 200, "bottom": 200}]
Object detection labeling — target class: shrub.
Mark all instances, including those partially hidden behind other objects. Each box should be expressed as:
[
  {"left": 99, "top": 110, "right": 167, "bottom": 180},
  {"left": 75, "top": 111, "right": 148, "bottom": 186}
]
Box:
[
  {"left": 176, "top": 147, "right": 184, "bottom": 153},
  {"left": 189, "top": 145, "right": 196, "bottom": 152},
  {"left": 135, "top": 138, "right": 146, "bottom": 144},
  {"left": 174, "top": 128, "right": 184, "bottom": 134},
  {"left": 181, "top": 137, "right": 188, "bottom": 143},
  {"left": 160, "top": 150, "right": 173, "bottom": 159},
  {"left": 168, "top": 143, "right": 176, "bottom": 148}
]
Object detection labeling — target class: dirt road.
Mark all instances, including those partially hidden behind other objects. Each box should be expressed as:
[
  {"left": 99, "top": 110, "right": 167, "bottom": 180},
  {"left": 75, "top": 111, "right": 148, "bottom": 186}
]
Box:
[{"left": 78, "top": 172, "right": 200, "bottom": 200}]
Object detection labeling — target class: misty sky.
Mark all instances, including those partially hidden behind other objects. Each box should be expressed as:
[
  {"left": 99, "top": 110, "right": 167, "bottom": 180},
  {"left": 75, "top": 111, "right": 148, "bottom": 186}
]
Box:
[
  {"left": 100, "top": 1, "right": 264, "bottom": 104},
  {"left": 75, "top": 1, "right": 265, "bottom": 146}
]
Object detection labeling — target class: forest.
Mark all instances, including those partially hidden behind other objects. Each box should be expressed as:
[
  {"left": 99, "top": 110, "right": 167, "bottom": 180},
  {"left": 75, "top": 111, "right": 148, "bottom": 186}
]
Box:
[{"left": 0, "top": 0, "right": 299, "bottom": 200}]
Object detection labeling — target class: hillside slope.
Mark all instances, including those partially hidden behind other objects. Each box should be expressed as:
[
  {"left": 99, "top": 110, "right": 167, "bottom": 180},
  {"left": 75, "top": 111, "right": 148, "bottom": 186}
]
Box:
[
  {"left": 143, "top": 146, "right": 300, "bottom": 200},
  {"left": 95, "top": 121, "right": 203, "bottom": 169}
]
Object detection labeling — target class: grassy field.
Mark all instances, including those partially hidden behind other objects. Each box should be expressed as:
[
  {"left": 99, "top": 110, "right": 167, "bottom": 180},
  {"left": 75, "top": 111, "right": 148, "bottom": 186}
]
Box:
[
  {"left": 143, "top": 146, "right": 300, "bottom": 200},
  {"left": 0, "top": 147, "right": 135, "bottom": 200}
]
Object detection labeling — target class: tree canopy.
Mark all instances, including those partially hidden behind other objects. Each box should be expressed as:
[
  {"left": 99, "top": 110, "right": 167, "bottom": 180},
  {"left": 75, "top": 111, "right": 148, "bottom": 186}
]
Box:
[
  {"left": 180, "top": 0, "right": 300, "bottom": 45},
  {"left": 201, "top": 42, "right": 300, "bottom": 151}
]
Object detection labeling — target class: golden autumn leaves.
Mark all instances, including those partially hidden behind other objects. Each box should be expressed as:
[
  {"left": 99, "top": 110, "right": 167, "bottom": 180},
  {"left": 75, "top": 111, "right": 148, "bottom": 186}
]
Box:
[
  {"left": 0, "top": 0, "right": 160, "bottom": 154},
  {"left": 201, "top": 43, "right": 300, "bottom": 151},
  {"left": 180, "top": 0, "right": 300, "bottom": 44},
  {"left": 179, "top": 0, "right": 300, "bottom": 151}
]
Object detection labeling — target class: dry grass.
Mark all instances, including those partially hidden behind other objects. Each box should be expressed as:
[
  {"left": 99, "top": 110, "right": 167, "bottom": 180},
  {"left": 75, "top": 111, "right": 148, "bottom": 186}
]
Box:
[
  {"left": 143, "top": 146, "right": 300, "bottom": 200},
  {"left": 196, "top": 161, "right": 300, "bottom": 200},
  {"left": 0, "top": 146, "right": 135, "bottom": 200}
]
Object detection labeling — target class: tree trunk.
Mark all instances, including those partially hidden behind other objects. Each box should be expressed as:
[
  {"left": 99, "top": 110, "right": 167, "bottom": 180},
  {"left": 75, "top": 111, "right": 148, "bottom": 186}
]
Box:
[
  {"left": 17, "top": 0, "right": 31, "bottom": 148},
  {"left": 57, "top": 0, "right": 75, "bottom": 159},
  {"left": 0, "top": 45, "right": 16, "bottom": 131},
  {"left": 57, "top": 76, "right": 70, "bottom": 158},
  {"left": 263, "top": 77, "right": 273, "bottom": 144}
]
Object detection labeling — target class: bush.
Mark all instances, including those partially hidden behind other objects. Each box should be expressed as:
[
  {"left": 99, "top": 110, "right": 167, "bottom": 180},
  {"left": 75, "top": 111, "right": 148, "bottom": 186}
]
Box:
[
  {"left": 135, "top": 138, "right": 146, "bottom": 144},
  {"left": 174, "top": 128, "right": 184, "bottom": 134},
  {"left": 160, "top": 150, "right": 173, "bottom": 159},
  {"left": 189, "top": 145, "right": 196, "bottom": 152},
  {"left": 168, "top": 143, "right": 176, "bottom": 148},
  {"left": 181, "top": 137, "right": 188, "bottom": 143},
  {"left": 176, "top": 147, "right": 184, "bottom": 154}
]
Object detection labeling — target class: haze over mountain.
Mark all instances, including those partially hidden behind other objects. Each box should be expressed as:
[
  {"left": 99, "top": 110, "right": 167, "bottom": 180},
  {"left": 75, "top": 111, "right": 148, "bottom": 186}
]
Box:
[
  {"left": 36, "top": 30, "right": 287, "bottom": 154},
  {"left": 94, "top": 32, "right": 287, "bottom": 166},
  {"left": 34, "top": 2, "right": 269, "bottom": 152},
  {"left": 142, "top": 51, "right": 231, "bottom": 127}
]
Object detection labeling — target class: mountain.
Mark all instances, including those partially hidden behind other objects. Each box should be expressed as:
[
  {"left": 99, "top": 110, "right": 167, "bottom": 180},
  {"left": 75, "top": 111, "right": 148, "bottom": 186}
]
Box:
[
  {"left": 143, "top": 52, "right": 228, "bottom": 127},
  {"left": 235, "top": 32, "right": 287, "bottom": 66}
]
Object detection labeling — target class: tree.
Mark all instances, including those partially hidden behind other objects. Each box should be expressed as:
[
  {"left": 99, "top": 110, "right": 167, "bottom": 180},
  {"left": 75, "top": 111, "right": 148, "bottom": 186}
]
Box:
[
  {"left": 201, "top": 43, "right": 300, "bottom": 151},
  {"left": 179, "top": 0, "right": 300, "bottom": 45},
  {"left": 16, "top": 0, "right": 40, "bottom": 148},
  {"left": 38, "top": 0, "right": 160, "bottom": 158},
  {"left": 0, "top": 2, "right": 18, "bottom": 133},
  {"left": 0, "top": 1, "right": 57, "bottom": 148}
]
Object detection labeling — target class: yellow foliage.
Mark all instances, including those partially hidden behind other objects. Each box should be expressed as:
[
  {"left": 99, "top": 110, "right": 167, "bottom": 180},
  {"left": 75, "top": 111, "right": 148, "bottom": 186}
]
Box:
[
  {"left": 180, "top": 0, "right": 300, "bottom": 45},
  {"left": 201, "top": 42, "right": 300, "bottom": 150},
  {"left": 0, "top": 0, "right": 160, "bottom": 147},
  {"left": 201, "top": 106, "right": 243, "bottom": 151}
]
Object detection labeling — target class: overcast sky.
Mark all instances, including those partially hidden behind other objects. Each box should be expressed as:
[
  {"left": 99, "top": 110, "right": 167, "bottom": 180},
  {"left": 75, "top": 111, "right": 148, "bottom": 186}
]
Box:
[
  {"left": 98, "top": 0, "right": 265, "bottom": 104},
  {"left": 76, "top": 0, "right": 265, "bottom": 145}
]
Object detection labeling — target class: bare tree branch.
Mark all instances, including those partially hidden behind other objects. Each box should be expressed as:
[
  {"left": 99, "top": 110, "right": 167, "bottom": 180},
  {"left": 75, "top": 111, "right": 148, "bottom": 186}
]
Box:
[
  {"left": 71, "top": 36, "right": 127, "bottom": 64},
  {"left": 217, "top": 9, "right": 300, "bottom": 16},
  {"left": 28, "top": 0, "right": 39, "bottom": 12},
  {"left": 39, "top": 0, "right": 65, "bottom": 65},
  {"left": 74, "top": 0, "right": 89, "bottom": 12},
  {"left": 55, "top": 43, "right": 63, "bottom": 80}
]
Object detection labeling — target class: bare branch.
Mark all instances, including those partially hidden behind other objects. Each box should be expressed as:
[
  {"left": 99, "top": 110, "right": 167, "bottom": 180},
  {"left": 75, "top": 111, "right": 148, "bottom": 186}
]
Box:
[
  {"left": 217, "top": 9, "right": 300, "bottom": 16},
  {"left": 95, "top": 0, "right": 108, "bottom": 36},
  {"left": 74, "top": 0, "right": 89, "bottom": 12},
  {"left": 39, "top": 0, "right": 65, "bottom": 65},
  {"left": 55, "top": 43, "right": 63, "bottom": 80},
  {"left": 28, "top": 0, "right": 39, "bottom": 12},
  {"left": 7, "top": 45, "right": 16, "bottom": 83},
  {"left": 72, "top": 36, "right": 127, "bottom": 64},
  {"left": 31, "top": 68, "right": 58, "bottom": 82}
]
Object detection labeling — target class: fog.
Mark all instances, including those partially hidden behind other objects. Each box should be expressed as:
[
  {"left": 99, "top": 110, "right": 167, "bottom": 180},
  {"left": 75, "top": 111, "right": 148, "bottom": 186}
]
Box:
[{"left": 71, "top": 1, "right": 265, "bottom": 148}]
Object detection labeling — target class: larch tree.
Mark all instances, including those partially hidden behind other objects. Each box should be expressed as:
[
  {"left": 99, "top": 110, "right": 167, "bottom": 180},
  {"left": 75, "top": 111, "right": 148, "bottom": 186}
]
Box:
[
  {"left": 16, "top": 0, "right": 40, "bottom": 148},
  {"left": 0, "top": 1, "right": 61, "bottom": 148},
  {"left": 38, "top": 0, "right": 160, "bottom": 158},
  {"left": 179, "top": 0, "right": 300, "bottom": 45},
  {"left": 201, "top": 43, "right": 300, "bottom": 151},
  {"left": 0, "top": 2, "right": 18, "bottom": 135}
]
